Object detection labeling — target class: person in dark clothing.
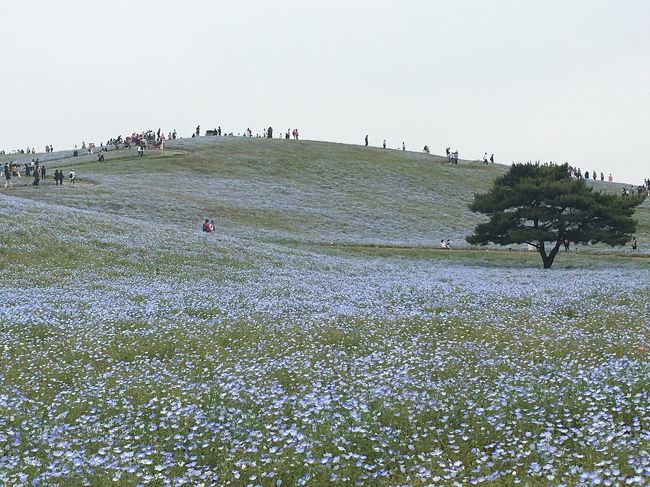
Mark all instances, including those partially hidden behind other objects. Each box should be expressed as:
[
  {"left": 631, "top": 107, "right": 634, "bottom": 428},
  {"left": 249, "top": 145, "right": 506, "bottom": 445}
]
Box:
[
  {"left": 365, "top": 135, "right": 368, "bottom": 147},
  {"left": 40, "top": 165, "right": 46, "bottom": 180},
  {"left": 268, "top": 126, "right": 273, "bottom": 138},
  {"left": 4, "top": 163, "right": 12, "bottom": 188},
  {"left": 196, "top": 125, "right": 200, "bottom": 136}
]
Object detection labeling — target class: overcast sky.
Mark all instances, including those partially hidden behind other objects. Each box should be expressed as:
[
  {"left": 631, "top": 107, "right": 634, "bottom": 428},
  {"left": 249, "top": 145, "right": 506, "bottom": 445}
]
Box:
[{"left": 1, "top": 0, "right": 648, "bottom": 182}]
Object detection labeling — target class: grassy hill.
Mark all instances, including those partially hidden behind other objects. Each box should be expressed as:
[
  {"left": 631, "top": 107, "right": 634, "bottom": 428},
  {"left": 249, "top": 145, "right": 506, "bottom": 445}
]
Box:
[{"left": 4, "top": 136, "right": 649, "bottom": 249}]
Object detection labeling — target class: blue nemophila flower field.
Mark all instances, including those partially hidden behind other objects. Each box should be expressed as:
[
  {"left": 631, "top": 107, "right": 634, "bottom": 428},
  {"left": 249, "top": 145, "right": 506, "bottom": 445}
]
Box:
[{"left": 1, "top": 139, "right": 648, "bottom": 485}]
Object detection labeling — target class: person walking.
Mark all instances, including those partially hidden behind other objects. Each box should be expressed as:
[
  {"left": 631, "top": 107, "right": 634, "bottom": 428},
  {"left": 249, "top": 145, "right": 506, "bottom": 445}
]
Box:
[
  {"left": 365, "top": 135, "right": 368, "bottom": 147},
  {"left": 69, "top": 170, "right": 76, "bottom": 187}
]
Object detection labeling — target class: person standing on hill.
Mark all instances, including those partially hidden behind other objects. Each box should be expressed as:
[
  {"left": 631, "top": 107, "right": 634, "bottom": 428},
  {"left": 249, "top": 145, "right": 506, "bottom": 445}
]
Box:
[
  {"left": 69, "top": 170, "right": 76, "bottom": 186},
  {"left": 490, "top": 154, "right": 494, "bottom": 164},
  {"left": 4, "top": 163, "right": 12, "bottom": 188},
  {"left": 196, "top": 125, "right": 200, "bottom": 137},
  {"left": 383, "top": 140, "right": 386, "bottom": 149},
  {"left": 402, "top": 142, "right": 406, "bottom": 151},
  {"left": 365, "top": 135, "right": 368, "bottom": 147}
]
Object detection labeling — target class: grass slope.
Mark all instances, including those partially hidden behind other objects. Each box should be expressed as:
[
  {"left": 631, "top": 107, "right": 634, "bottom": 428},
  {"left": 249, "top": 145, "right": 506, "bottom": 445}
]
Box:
[{"left": 4, "top": 137, "right": 649, "bottom": 250}]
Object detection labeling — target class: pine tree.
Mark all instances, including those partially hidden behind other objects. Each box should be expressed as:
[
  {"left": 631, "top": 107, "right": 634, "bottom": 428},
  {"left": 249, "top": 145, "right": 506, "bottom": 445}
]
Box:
[{"left": 466, "top": 163, "right": 645, "bottom": 268}]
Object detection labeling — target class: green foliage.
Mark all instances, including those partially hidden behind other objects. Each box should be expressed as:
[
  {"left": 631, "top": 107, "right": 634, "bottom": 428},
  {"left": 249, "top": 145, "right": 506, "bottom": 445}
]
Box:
[{"left": 467, "top": 163, "right": 646, "bottom": 268}]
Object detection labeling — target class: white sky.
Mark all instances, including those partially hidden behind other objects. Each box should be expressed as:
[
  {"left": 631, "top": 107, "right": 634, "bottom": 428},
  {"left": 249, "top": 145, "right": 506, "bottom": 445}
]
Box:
[{"left": 1, "top": 0, "right": 648, "bottom": 183}]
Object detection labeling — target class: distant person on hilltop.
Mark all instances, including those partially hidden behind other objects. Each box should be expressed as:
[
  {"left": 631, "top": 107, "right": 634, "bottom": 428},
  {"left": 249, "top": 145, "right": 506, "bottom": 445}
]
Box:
[
  {"left": 196, "top": 125, "right": 200, "bottom": 137},
  {"left": 490, "top": 154, "right": 494, "bottom": 164},
  {"left": 382, "top": 140, "right": 386, "bottom": 149},
  {"left": 608, "top": 173, "right": 613, "bottom": 182},
  {"left": 402, "top": 142, "right": 406, "bottom": 151},
  {"left": 365, "top": 135, "right": 368, "bottom": 147},
  {"left": 268, "top": 126, "right": 273, "bottom": 138},
  {"left": 69, "top": 170, "right": 76, "bottom": 186}
]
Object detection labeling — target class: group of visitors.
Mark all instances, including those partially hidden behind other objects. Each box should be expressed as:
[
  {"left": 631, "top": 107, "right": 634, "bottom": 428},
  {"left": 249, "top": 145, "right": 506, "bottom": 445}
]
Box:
[
  {"left": 3, "top": 159, "right": 75, "bottom": 188},
  {"left": 569, "top": 166, "right": 609, "bottom": 181},
  {"left": 622, "top": 186, "right": 647, "bottom": 196},
  {"left": 1, "top": 146, "right": 57, "bottom": 156},
  {"left": 238, "top": 127, "right": 300, "bottom": 140},
  {"left": 53, "top": 169, "right": 74, "bottom": 186},
  {"left": 446, "top": 147, "right": 460, "bottom": 164},
  {"left": 482, "top": 153, "right": 495, "bottom": 165}
]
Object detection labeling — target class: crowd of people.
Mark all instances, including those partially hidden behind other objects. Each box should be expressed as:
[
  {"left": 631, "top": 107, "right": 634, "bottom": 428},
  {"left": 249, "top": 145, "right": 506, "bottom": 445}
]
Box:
[{"left": 3, "top": 158, "right": 76, "bottom": 188}]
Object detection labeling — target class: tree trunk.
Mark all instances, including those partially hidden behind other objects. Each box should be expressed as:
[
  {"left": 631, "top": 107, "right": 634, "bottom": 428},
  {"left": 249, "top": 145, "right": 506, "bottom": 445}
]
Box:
[{"left": 538, "top": 240, "right": 563, "bottom": 269}]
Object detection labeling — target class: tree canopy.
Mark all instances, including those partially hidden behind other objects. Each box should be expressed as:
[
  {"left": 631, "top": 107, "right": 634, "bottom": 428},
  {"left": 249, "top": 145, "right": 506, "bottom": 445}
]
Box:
[{"left": 466, "top": 163, "right": 645, "bottom": 268}]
